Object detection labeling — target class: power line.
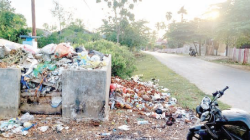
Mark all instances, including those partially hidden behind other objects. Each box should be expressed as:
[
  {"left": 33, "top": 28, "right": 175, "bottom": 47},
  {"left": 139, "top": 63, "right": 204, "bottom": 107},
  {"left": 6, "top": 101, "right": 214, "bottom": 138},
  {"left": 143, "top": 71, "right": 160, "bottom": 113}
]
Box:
[{"left": 82, "top": 0, "right": 91, "bottom": 11}]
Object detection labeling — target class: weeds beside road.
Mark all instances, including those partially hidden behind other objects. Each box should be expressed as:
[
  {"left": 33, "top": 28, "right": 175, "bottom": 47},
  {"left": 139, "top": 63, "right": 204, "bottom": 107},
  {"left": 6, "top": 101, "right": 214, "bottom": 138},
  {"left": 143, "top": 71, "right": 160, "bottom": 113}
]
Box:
[{"left": 133, "top": 53, "right": 230, "bottom": 110}]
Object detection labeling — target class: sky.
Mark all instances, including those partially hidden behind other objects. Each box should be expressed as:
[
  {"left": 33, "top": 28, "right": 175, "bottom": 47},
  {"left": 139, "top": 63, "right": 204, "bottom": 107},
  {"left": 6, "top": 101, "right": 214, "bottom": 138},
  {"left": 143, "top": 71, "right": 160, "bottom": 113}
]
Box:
[{"left": 10, "top": 0, "right": 226, "bottom": 32}]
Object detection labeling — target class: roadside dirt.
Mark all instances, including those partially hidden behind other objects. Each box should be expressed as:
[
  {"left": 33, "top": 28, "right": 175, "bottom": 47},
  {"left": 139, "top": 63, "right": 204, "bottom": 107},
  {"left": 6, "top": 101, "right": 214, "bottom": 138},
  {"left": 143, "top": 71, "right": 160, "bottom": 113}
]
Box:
[
  {"left": 1, "top": 109, "right": 195, "bottom": 140},
  {"left": 198, "top": 56, "right": 250, "bottom": 72}
]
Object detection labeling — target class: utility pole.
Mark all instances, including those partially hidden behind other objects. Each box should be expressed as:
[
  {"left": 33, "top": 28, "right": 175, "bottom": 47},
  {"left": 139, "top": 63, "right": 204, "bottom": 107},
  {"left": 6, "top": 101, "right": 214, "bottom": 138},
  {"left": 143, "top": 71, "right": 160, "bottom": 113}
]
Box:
[{"left": 31, "top": 0, "right": 36, "bottom": 36}]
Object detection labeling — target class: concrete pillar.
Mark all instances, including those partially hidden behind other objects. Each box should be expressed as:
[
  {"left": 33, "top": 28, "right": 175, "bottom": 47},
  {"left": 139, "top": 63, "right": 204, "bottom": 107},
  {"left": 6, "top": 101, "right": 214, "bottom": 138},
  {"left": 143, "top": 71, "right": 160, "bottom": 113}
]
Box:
[
  {"left": 0, "top": 68, "right": 21, "bottom": 119},
  {"left": 62, "top": 56, "right": 111, "bottom": 121}
]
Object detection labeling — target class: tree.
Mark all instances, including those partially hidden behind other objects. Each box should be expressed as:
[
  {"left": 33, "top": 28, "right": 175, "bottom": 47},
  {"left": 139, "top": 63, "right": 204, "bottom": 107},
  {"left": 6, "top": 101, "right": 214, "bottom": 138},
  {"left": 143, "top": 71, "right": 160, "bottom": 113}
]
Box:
[
  {"left": 155, "top": 22, "right": 161, "bottom": 31},
  {"left": 100, "top": 19, "right": 150, "bottom": 49},
  {"left": 155, "top": 22, "right": 166, "bottom": 34},
  {"left": 177, "top": 6, "right": 187, "bottom": 22},
  {"left": 165, "top": 12, "right": 172, "bottom": 21},
  {"left": 213, "top": 0, "right": 250, "bottom": 54},
  {"left": 160, "top": 22, "right": 166, "bottom": 30},
  {"left": 51, "top": 0, "right": 73, "bottom": 34},
  {"left": 97, "top": 0, "right": 142, "bottom": 44},
  {"left": 0, "top": 0, "right": 29, "bottom": 42},
  {"left": 38, "top": 18, "right": 101, "bottom": 47},
  {"left": 164, "top": 22, "right": 196, "bottom": 48},
  {"left": 0, "top": 0, "right": 15, "bottom": 12},
  {"left": 43, "top": 23, "right": 57, "bottom": 32}
]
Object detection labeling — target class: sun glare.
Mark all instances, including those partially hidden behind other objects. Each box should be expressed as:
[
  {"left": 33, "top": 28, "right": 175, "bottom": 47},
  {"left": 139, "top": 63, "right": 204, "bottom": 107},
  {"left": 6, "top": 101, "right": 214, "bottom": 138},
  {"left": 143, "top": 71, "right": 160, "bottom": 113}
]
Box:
[{"left": 209, "top": 11, "right": 219, "bottom": 19}]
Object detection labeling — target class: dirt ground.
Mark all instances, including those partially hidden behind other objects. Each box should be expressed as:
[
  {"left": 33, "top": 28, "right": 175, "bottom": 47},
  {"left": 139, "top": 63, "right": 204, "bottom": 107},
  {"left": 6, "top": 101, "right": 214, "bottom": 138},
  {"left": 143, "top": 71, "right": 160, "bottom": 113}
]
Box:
[{"left": 0, "top": 109, "right": 196, "bottom": 140}]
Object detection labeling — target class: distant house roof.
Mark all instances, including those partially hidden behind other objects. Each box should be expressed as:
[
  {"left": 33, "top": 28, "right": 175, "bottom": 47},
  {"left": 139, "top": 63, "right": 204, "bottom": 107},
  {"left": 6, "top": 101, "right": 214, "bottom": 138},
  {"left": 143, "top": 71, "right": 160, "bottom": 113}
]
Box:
[{"left": 156, "top": 38, "right": 168, "bottom": 46}]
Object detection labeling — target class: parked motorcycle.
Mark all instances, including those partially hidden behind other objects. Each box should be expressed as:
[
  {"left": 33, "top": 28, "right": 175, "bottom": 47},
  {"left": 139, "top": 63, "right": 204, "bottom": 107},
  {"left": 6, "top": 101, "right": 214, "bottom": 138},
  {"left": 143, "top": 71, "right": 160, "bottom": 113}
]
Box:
[
  {"left": 187, "top": 86, "right": 250, "bottom": 140},
  {"left": 189, "top": 48, "right": 197, "bottom": 57}
]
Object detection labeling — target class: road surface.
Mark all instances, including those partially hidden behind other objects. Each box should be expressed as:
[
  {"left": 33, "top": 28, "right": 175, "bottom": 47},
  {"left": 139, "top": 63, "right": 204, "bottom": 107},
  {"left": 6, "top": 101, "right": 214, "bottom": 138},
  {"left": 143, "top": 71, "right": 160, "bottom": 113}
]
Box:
[{"left": 145, "top": 51, "right": 250, "bottom": 112}]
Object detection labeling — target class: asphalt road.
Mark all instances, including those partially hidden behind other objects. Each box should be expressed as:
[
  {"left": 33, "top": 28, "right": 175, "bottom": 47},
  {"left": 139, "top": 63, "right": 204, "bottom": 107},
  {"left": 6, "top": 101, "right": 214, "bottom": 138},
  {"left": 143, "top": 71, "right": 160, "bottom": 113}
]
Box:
[{"left": 145, "top": 51, "right": 250, "bottom": 112}]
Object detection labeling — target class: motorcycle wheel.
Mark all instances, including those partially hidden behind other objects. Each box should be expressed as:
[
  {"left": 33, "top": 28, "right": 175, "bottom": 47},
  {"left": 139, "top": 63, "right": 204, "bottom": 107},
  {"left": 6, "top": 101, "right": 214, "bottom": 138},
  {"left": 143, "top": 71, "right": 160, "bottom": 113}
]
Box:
[{"left": 187, "top": 131, "right": 194, "bottom": 140}]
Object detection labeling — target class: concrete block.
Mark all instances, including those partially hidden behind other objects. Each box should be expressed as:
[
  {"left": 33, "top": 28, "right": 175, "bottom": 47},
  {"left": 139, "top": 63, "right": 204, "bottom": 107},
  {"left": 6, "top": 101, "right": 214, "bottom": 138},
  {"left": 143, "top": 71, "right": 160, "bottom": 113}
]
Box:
[
  {"left": 62, "top": 56, "right": 111, "bottom": 120},
  {"left": 0, "top": 68, "right": 21, "bottom": 119}
]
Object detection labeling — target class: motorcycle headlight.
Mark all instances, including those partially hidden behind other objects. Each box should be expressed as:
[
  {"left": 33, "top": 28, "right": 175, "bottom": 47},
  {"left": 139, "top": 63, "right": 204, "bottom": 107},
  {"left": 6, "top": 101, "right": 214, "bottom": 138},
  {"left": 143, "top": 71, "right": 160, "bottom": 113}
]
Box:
[
  {"left": 201, "top": 103, "right": 209, "bottom": 110},
  {"left": 201, "top": 97, "right": 211, "bottom": 110}
]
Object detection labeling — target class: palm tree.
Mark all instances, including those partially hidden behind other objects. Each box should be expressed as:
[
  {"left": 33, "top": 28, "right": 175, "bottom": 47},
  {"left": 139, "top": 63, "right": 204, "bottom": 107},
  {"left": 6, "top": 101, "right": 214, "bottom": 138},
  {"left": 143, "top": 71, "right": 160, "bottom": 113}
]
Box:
[
  {"left": 165, "top": 12, "right": 172, "bottom": 21},
  {"left": 155, "top": 22, "right": 161, "bottom": 31},
  {"left": 178, "top": 6, "right": 187, "bottom": 22},
  {"left": 160, "top": 22, "right": 166, "bottom": 30}
]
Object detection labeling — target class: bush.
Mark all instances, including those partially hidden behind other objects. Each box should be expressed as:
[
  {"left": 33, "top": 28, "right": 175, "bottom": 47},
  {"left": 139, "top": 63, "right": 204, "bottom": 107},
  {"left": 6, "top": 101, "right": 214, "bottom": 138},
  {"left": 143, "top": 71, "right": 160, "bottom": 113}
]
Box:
[{"left": 84, "top": 40, "right": 136, "bottom": 78}]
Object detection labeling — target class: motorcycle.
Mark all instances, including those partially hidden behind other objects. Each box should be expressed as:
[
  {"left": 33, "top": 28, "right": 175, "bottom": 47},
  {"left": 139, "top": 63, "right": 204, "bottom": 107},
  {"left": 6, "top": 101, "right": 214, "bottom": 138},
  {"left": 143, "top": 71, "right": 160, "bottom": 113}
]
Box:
[
  {"left": 187, "top": 86, "right": 250, "bottom": 140},
  {"left": 189, "top": 48, "right": 197, "bottom": 57}
]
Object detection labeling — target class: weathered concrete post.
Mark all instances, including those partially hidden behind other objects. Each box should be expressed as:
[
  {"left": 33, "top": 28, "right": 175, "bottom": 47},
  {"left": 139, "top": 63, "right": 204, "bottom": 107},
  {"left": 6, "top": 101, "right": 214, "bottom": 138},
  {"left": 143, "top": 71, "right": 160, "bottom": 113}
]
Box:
[
  {"left": 62, "top": 56, "right": 111, "bottom": 121},
  {"left": 0, "top": 68, "right": 21, "bottom": 119}
]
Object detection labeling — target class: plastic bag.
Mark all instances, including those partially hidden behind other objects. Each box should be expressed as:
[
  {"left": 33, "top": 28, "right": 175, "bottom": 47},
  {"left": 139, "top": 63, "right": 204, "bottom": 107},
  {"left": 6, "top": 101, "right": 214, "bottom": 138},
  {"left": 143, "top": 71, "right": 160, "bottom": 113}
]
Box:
[
  {"left": 21, "top": 44, "right": 40, "bottom": 54},
  {"left": 33, "top": 62, "right": 57, "bottom": 77},
  {"left": 118, "top": 125, "right": 130, "bottom": 131},
  {"left": 20, "top": 113, "right": 34, "bottom": 122},
  {"left": 90, "top": 55, "right": 101, "bottom": 62},
  {"left": 51, "top": 97, "right": 62, "bottom": 108},
  {"left": 54, "top": 43, "right": 72, "bottom": 58},
  {"left": 23, "top": 59, "right": 38, "bottom": 76},
  {"left": 38, "top": 126, "right": 49, "bottom": 132},
  {"left": 40, "top": 44, "right": 57, "bottom": 54}
]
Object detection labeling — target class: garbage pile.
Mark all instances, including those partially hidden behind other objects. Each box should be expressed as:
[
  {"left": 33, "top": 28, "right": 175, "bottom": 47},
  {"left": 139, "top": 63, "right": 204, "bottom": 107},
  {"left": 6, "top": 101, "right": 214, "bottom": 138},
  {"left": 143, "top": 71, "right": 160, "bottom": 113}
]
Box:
[
  {"left": 0, "top": 43, "right": 109, "bottom": 114},
  {"left": 0, "top": 113, "right": 70, "bottom": 138},
  {"left": 0, "top": 113, "right": 35, "bottom": 137},
  {"left": 109, "top": 75, "right": 199, "bottom": 126}
]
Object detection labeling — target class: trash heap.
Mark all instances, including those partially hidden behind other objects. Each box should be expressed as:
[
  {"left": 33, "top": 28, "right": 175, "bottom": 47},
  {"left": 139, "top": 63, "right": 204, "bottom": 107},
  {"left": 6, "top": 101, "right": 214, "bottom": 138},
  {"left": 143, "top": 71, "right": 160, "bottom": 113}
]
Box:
[
  {"left": 0, "top": 43, "right": 109, "bottom": 115},
  {"left": 0, "top": 113, "right": 35, "bottom": 137},
  {"left": 0, "top": 113, "right": 70, "bottom": 138},
  {"left": 109, "top": 75, "right": 199, "bottom": 126}
]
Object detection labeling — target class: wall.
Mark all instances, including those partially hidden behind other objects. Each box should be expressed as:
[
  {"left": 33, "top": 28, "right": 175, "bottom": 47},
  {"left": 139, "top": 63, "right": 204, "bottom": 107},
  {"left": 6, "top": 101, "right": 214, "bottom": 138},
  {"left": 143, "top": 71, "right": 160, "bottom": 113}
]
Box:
[
  {"left": 0, "top": 68, "right": 21, "bottom": 119},
  {"left": 229, "top": 48, "right": 250, "bottom": 64},
  {"left": 159, "top": 43, "right": 227, "bottom": 56}
]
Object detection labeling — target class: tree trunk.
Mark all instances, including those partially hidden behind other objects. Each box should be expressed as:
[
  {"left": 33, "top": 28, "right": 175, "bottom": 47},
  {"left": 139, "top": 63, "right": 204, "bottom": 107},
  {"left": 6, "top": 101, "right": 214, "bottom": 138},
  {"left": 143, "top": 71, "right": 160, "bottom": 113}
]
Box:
[
  {"left": 199, "top": 39, "right": 202, "bottom": 56},
  {"left": 226, "top": 44, "right": 229, "bottom": 56},
  {"left": 226, "top": 37, "right": 229, "bottom": 56},
  {"left": 193, "top": 42, "right": 198, "bottom": 54},
  {"left": 117, "top": 24, "right": 120, "bottom": 44},
  {"left": 205, "top": 40, "right": 208, "bottom": 56}
]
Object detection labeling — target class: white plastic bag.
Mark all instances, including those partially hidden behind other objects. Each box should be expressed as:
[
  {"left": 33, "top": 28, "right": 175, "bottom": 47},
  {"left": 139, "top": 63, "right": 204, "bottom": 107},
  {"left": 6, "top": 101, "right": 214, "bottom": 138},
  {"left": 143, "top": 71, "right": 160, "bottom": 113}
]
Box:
[
  {"left": 38, "top": 126, "right": 49, "bottom": 132},
  {"left": 40, "top": 44, "right": 57, "bottom": 54},
  {"left": 20, "top": 113, "right": 34, "bottom": 122},
  {"left": 21, "top": 44, "right": 40, "bottom": 54}
]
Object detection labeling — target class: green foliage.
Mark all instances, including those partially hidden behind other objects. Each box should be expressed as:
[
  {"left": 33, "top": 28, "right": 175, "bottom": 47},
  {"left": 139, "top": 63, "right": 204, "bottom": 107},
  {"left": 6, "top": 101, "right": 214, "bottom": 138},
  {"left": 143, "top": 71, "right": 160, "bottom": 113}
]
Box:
[
  {"left": 100, "top": 19, "right": 150, "bottom": 49},
  {"left": 0, "top": 0, "right": 15, "bottom": 12},
  {"left": 0, "top": 0, "right": 29, "bottom": 42},
  {"left": 97, "top": 0, "right": 142, "bottom": 43},
  {"left": 166, "top": 12, "right": 172, "bottom": 21},
  {"left": 37, "top": 19, "right": 101, "bottom": 47},
  {"left": 215, "top": 0, "right": 250, "bottom": 48},
  {"left": 37, "top": 32, "right": 60, "bottom": 48},
  {"left": 165, "top": 21, "right": 196, "bottom": 48},
  {"left": 84, "top": 40, "right": 136, "bottom": 78}
]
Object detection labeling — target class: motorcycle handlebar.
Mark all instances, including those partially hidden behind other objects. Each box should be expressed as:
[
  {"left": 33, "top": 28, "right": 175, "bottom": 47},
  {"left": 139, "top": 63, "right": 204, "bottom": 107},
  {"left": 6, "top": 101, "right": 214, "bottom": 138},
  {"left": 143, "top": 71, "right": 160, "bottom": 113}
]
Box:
[
  {"left": 212, "top": 86, "right": 229, "bottom": 98},
  {"left": 220, "top": 86, "right": 229, "bottom": 94}
]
